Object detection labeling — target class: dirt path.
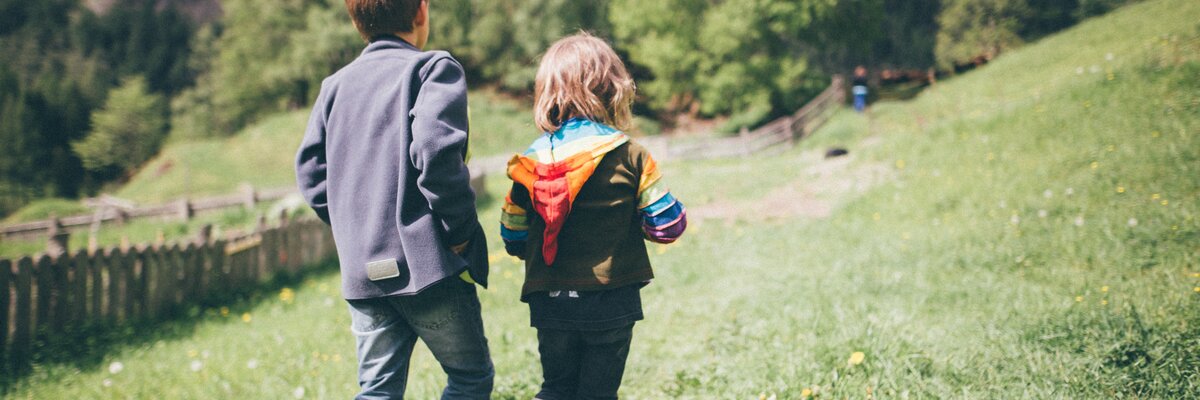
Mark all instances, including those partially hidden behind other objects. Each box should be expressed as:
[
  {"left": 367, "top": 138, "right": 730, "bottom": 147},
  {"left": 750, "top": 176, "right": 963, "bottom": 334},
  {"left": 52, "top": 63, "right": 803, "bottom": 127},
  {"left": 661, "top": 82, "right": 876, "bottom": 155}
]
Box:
[{"left": 690, "top": 138, "right": 891, "bottom": 223}]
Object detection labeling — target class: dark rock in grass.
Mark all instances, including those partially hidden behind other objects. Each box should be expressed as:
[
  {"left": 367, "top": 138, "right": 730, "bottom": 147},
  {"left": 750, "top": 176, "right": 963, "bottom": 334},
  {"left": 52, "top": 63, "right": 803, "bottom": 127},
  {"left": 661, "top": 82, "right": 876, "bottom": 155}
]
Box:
[{"left": 825, "top": 148, "right": 849, "bottom": 158}]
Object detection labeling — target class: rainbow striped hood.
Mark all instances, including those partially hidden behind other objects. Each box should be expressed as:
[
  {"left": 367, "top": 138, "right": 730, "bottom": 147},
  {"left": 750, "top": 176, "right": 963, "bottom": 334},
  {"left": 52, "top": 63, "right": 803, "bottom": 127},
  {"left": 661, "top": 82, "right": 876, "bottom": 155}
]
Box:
[{"left": 505, "top": 118, "right": 630, "bottom": 264}]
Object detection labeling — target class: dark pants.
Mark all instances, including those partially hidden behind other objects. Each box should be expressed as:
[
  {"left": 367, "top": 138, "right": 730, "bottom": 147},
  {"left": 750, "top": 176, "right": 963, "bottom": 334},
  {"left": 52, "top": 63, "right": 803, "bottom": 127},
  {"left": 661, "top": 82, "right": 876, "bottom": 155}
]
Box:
[
  {"left": 534, "top": 324, "right": 634, "bottom": 400},
  {"left": 346, "top": 277, "right": 494, "bottom": 400}
]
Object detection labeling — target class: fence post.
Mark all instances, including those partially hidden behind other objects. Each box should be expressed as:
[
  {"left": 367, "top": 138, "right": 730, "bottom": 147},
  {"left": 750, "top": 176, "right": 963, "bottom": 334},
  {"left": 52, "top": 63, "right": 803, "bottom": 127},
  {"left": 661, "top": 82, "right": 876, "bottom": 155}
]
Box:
[
  {"left": 240, "top": 183, "right": 258, "bottom": 210},
  {"left": 11, "top": 257, "right": 33, "bottom": 373},
  {"left": 103, "top": 248, "right": 122, "bottom": 323},
  {"left": 215, "top": 239, "right": 228, "bottom": 291},
  {"left": 88, "top": 208, "right": 104, "bottom": 253},
  {"left": 46, "top": 217, "right": 69, "bottom": 258},
  {"left": 68, "top": 250, "right": 89, "bottom": 327},
  {"left": 33, "top": 254, "right": 54, "bottom": 340},
  {"left": 167, "top": 244, "right": 183, "bottom": 309},
  {"left": 176, "top": 199, "right": 194, "bottom": 221},
  {"left": 88, "top": 247, "right": 103, "bottom": 321},
  {"left": 0, "top": 259, "right": 10, "bottom": 368},
  {"left": 51, "top": 254, "right": 69, "bottom": 333},
  {"left": 196, "top": 224, "right": 213, "bottom": 245},
  {"left": 119, "top": 248, "right": 136, "bottom": 321}
]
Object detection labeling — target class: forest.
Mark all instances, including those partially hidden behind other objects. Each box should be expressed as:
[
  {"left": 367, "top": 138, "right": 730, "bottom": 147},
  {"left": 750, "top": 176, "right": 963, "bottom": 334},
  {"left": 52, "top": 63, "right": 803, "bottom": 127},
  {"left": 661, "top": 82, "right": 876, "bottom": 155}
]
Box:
[{"left": 0, "top": 0, "right": 1137, "bottom": 217}]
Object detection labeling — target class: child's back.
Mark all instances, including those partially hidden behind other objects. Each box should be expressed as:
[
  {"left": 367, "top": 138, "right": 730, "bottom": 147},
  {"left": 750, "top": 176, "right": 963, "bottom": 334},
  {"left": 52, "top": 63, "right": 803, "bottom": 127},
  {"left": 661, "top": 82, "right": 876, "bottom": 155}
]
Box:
[
  {"left": 295, "top": 1, "right": 493, "bottom": 398},
  {"left": 500, "top": 32, "right": 686, "bottom": 400},
  {"left": 297, "top": 36, "right": 487, "bottom": 298}
]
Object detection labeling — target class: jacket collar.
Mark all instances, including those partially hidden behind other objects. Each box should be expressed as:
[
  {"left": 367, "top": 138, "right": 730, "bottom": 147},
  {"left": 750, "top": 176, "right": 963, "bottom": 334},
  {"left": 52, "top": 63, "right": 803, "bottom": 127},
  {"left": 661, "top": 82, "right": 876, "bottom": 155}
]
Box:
[{"left": 361, "top": 35, "right": 418, "bottom": 56}]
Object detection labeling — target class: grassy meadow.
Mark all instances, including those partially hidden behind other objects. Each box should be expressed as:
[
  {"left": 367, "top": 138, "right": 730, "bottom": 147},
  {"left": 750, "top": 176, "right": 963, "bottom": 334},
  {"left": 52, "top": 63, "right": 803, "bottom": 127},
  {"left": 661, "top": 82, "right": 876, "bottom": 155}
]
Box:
[{"left": 4, "top": 0, "right": 1199, "bottom": 398}]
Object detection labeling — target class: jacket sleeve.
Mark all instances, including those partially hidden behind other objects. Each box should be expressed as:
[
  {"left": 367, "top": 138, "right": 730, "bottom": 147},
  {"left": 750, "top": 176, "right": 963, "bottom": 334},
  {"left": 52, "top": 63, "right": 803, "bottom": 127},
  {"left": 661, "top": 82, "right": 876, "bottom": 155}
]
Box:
[
  {"left": 409, "top": 56, "right": 478, "bottom": 247},
  {"left": 500, "top": 182, "right": 531, "bottom": 258},
  {"left": 295, "top": 84, "right": 332, "bottom": 225},
  {"left": 636, "top": 149, "right": 686, "bottom": 244}
]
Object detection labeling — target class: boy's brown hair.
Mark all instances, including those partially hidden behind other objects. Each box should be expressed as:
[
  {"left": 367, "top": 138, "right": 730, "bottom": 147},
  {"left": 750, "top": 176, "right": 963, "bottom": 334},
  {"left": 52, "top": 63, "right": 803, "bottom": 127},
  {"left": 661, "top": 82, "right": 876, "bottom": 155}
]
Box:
[
  {"left": 345, "top": 0, "right": 423, "bottom": 42},
  {"left": 534, "top": 32, "right": 636, "bottom": 133}
]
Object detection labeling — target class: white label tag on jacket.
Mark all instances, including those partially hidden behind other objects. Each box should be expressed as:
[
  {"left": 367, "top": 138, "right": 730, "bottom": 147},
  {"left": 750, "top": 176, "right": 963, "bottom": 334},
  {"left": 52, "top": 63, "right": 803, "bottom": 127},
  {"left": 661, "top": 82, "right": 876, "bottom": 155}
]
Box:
[{"left": 366, "top": 259, "right": 401, "bottom": 281}]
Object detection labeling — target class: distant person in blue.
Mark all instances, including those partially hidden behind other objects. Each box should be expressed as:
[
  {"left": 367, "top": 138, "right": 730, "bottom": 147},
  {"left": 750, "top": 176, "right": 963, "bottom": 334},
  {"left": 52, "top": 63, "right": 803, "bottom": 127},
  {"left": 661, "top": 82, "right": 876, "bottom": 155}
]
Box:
[{"left": 852, "top": 65, "right": 869, "bottom": 113}]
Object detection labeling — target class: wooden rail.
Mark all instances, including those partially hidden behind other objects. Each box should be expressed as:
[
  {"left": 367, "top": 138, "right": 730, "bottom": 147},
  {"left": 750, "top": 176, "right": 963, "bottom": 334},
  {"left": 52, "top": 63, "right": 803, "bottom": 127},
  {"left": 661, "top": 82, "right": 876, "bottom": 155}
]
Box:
[
  {"left": 1, "top": 171, "right": 485, "bottom": 241},
  {"left": 0, "top": 185, "right": 294, "bottom": 240},
  {"left": 649, "top": 75, "right": 846, "bottom": 161},
  {"left": 0, "top": 216, "right": 336, "bottom": 374}
]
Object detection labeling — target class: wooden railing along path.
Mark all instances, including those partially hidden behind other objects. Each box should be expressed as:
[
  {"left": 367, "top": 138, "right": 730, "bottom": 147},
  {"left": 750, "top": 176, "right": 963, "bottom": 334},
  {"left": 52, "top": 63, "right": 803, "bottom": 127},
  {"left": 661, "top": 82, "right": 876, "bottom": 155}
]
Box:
[
  {"left": 1, "top": 173, "right": 485, "bottom": 241},
  {"left": 642, "top": 76, "right": 845, "bottom": 161},
  {"left": 0, "top": 185, "right": 295, "bottom": 241},
  {"left": 0, "top": 215, "right": 336, "bottom": 374}
]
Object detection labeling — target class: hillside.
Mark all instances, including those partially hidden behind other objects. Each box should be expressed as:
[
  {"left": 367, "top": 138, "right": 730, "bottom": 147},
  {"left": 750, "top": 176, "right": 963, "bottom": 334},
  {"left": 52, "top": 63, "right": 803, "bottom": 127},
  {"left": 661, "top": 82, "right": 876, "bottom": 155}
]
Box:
[
  {"left": 117, "top": 90, "right": 537, "bottom": 205},
  {"left": 4, "top": 0, "right": 1199, "bottom": 397}
]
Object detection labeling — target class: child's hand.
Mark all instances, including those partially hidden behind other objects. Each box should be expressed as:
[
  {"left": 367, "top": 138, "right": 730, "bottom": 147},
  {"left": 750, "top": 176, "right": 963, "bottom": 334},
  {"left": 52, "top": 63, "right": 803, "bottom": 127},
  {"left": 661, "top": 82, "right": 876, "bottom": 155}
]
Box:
[{"left": 450, "top": 240, "right": 470, "bottom": 255}]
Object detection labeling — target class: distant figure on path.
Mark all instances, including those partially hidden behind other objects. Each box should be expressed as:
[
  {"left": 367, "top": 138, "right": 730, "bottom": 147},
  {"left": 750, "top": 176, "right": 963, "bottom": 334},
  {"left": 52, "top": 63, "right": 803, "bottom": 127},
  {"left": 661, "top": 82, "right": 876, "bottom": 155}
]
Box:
[
  {"left": 853, "top": 65, "right": 869, "bottom": 113},
  {"left": 294, "top": 0, "right": 493, "bottom": 398},
  {"left": 500, "top": 33, "right": 688, "bottom": 400}
]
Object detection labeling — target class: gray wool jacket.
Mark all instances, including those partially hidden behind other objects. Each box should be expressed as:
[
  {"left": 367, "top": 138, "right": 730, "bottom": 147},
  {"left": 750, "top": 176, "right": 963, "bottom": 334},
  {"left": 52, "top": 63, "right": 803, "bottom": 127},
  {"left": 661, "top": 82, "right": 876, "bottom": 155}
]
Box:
[{"left": 295, "top": 36, "right": 488, "bottom": 299}]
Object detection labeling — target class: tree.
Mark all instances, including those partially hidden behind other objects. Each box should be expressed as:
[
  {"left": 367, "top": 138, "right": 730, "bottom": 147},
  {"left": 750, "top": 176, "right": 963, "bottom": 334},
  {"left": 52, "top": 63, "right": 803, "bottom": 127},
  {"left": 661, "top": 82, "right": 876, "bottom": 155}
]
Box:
[
  {"left": 170, "top": 0, "right": 361, "bottom": 135},
  {"left": 72, "top": 77, "right": 167, "bottom": 175},
  {"left": 935, "top": 0, "right": 1028, "bottom": 69},
  {"left": 611, "top": 0, "right": 837, "bottom": 130}
]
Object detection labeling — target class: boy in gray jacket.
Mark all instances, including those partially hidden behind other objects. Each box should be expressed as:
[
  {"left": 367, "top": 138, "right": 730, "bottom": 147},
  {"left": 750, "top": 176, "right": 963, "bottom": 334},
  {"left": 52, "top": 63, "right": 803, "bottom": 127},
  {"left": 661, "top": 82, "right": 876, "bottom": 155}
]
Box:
[{"left": 295, "top": 0, "right": 492, "bottom": 398}]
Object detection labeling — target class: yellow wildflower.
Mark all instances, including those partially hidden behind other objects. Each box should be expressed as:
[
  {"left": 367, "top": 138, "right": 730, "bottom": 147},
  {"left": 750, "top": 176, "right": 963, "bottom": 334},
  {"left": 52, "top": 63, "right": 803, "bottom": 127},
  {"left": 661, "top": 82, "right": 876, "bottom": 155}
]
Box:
[
  {"left": 220, "top": 307, "right": 230, "bottom": 317},
  {"left": 1162, "top": 200, "right": 1169, "bottom": 206},
  {"left": 280, "top": 288, "right": 295, "bottom": 304},
  {"left": 801, "top": 388, "right": 813, "bottom": 398},
  {"left": 1075, "top": 296, "right": 1083, "bottom": 302},
  {"left": 1151, "top": 193, "right": 1160, "bottom": 200},
  {"left": 895, "top": 159, "right": 906, "bottom": 169},
  {"left": 1151, "top": 131, "right": 1161, "bottom": 138},
  {"left": 1101, "top": 286, "right": 1109, "bottom": 293},
  {"left": 242, "top": 313, "right": 252, "bottom": 323},
  {"left": 1090, "top": 162, "right": 1099, "bottom": 170},
  {"left": 848, "top": 351, "right": 866, "bottom": 366},
  {"left": 1101, "top": 300, "right": 1108, "bottom": 306},
  {"left": 1116, "top": 186, "right": 1125, "bottom": 193},
  {"left": 1194, "top": 287, "right": 1199, "bottom": 293}
]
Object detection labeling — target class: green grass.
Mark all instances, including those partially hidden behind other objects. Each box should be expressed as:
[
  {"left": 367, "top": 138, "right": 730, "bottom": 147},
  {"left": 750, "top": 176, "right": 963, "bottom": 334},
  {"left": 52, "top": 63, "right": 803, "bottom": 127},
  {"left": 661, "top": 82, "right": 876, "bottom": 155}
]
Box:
[
  {"left": 2, "top": 198, "right": 92, "bottom": 224},
  {"left": 5, "top": 0, "right": 1200, "bottom": 397}
]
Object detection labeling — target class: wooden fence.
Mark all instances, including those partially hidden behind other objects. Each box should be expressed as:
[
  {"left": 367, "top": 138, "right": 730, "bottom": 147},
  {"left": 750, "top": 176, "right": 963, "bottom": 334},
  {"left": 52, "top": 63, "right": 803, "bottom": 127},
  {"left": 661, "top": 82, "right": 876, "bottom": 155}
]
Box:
[
  {"left": 0, "top": 185, "right": 295, "bottom": 241},
  {"left": 645, "top": 76, "right": 846, "bottom": 161},
  {"left": 0, "top": 215, "right": 336, "bottom": 373},
  {"left": 1, "top": 170, "right": 485, "bottom": 241}
]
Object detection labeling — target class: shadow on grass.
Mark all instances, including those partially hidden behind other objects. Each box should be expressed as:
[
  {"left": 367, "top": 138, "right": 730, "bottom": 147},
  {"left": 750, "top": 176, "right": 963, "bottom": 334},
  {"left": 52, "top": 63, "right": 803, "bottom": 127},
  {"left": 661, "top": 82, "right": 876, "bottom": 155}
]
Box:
[{"left": 0, "top": 260, "right": 340, "bottom": 393}]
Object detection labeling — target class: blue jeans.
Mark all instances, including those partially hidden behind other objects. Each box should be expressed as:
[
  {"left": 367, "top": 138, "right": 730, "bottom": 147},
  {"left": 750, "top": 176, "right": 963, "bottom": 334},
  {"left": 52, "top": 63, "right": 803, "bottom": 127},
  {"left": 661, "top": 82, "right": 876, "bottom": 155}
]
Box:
[
  {"left": 852, "top": 85, "right": 868, "bottom": 112},
  {"left": 347, "top": 278, "right": 494, "bottom": 399}
]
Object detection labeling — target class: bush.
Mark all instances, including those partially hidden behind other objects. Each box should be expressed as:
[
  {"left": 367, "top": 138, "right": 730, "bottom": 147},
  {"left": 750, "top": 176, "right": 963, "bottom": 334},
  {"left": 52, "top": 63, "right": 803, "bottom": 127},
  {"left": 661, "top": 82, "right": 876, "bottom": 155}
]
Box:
[
  {"left": 72, "top": 77, "right": 167, "bottom": 175},
  {"left": 935, "top": 0, "right": 1027, "bottom": 69}
]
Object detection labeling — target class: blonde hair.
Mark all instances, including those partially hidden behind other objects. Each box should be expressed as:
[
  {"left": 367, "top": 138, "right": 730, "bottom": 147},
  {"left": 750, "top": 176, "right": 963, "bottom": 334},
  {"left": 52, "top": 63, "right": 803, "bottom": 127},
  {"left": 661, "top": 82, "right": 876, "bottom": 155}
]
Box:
[{"left": 534, "top": 32, "right": 636, "bottom": 133}]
